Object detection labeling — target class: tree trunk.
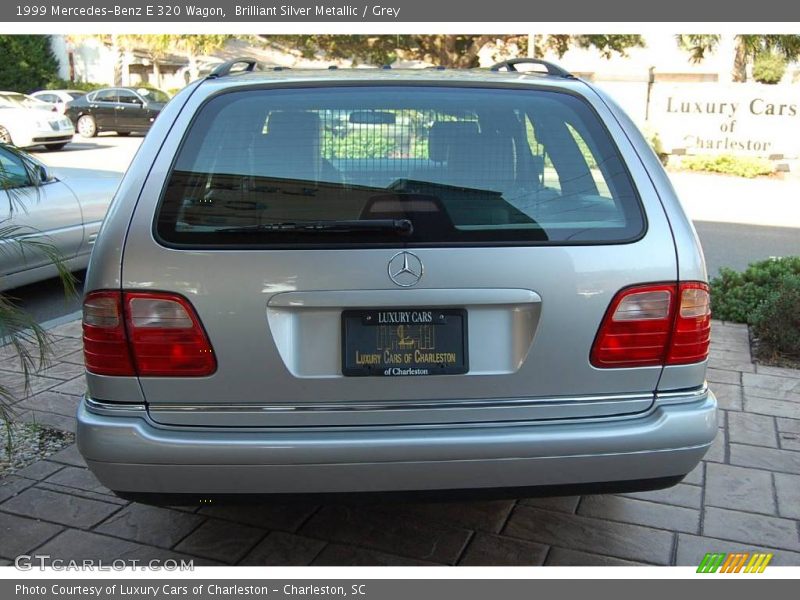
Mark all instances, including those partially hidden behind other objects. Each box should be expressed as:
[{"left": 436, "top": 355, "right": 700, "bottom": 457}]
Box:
[
  {"left": 188, "top": 55, "right": 199, "bottom": 81},
  {"left": 527, "top": 34, "right": 538, "bottom": 58},
  {"left": 153, "top": 59, "right": 161, "bottom": 88},
  {"left": 111, "top": 34, "right": 123, "bottom": 86},
  {"left": 458, "top": 35, "right": 492, "bottom": 68},
  {"left": 733, "top": 38, "right": 748, "bottom": 82}
]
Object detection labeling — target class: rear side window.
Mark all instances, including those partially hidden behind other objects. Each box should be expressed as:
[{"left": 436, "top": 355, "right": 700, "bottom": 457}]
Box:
[
  {"left": 117, "top": 90, "right": 142, "bottom": 104},
  {"left": 92, "top": 90, "right": 118, "bottom": 102},
  {"left": 156, "top": 86, "right": 644, "bottom": 247}
]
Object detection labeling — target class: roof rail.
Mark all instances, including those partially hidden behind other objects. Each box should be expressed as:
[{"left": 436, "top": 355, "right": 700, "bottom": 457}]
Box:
[
  {"left": 206, "top": 58, "right": 260, "bottom": 79},
  {"left": 489, "top": 58, "right": 573, "bottom": 78}
]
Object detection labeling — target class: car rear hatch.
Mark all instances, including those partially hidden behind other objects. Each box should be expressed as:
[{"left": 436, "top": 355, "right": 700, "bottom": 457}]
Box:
[{"left": 113, "top": 80, "right": 682, "bottom": 428}]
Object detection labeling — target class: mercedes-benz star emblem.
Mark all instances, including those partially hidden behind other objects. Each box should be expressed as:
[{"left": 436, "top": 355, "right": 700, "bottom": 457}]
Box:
[{"left": 387, "top": 251, "right": 424, "bottom": 287}]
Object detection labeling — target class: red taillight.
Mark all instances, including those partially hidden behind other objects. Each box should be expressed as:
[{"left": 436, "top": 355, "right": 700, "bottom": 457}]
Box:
[
  {"left": 83, "top": 291, "right": 216, "bottom": 377},
  {"left": 666, "top": 282, "right": 712, "bottom": 365},
  {"left": 83, "top": 291, "right": 135, "bottom": 376},
  {"left": 591, "top": 282, "right": 711, "bottom": 369}
]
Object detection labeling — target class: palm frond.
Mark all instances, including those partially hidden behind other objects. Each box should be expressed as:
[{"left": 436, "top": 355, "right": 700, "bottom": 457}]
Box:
[
  {"left": 0, "top": 292, "right": 51, "bottom": 420},
  {"left": 0, "top": 144, "right": 77, "bottom": 418}
]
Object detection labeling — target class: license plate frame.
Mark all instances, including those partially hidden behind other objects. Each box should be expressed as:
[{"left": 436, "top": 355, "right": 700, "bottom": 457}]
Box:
[{"left": 341, "top": 308, "right": 468, "bottom": 377}]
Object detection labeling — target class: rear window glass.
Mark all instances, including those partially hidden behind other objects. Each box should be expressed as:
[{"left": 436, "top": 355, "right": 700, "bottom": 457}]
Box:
[{"left": 156, "top": 86, "right": 644, "bottom": 247}]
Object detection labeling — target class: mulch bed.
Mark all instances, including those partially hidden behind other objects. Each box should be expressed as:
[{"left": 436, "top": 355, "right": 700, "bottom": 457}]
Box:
[{"left": 0, "top": 416, "right": 74, "bottom": 478}]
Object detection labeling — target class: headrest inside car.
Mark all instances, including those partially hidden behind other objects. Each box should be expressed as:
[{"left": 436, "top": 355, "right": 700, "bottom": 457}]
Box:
[
  {"left": 428, "top": 121, "right": 479, "bottom": 162},
  {"left": 267, "top": 111, "right": 321, "bottom": 139}
]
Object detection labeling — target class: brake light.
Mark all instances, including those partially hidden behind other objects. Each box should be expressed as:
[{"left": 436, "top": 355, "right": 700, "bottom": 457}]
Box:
[
  {"left": 83, "top": 291, "right": 216, "bottom": 377},
  {"left": 590, "top": 282, "right": 711, "bottom": 368},
  {"left": 667, "top": 282, "right": 712, "bottom": 365},
  {"left": 83, "top": 292, "right": 134, "bottom": 376}
]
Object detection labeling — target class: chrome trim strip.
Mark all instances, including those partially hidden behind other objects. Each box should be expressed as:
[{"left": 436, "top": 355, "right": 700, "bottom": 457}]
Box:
[
  {"left": 655, "top": 384, "right": 709, "bottom": 405},
  {"left": 88, "top": 386, "right": 707, "bottom": 418},
  {"left": 85, "top": 397, "right": 146, "bottom": 415},
  {"left": 268, "top": 288, "right": 541, "bottom": 308},
  {"left": 146, "top": 392, "right": 654, "bottom": 413}
]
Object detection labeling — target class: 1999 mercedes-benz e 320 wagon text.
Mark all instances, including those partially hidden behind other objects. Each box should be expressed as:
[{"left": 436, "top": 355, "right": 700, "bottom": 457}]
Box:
[{"left": 77, "top": 59, "right": 717, "bottom": 501}]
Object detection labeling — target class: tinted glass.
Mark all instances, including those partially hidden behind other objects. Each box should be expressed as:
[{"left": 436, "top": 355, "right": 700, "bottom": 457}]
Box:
[
  {"left": 156, "top": 86, "right": 644, "bottom": 247},
  {"left": 0, "top": 147, "right": 32, "bottom": 188},
  {"left": 137, "top": 88, "right": 170, "bottom": 103},
  {"left": 117, "top": 90, "right": 143, "bottom": 104},
  {"left": 93, "top": 90, "right": 118, "bottom": 102}
]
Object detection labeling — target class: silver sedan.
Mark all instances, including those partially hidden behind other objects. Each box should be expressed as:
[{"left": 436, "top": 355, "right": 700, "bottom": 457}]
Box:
[{"left": 0, "top": 144, "right": 120, "bottom": 291}]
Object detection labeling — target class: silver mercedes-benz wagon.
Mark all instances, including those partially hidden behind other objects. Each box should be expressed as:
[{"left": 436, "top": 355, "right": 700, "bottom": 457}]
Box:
[{"left": 77, "top": 59, "right": 717, "bottom": 501}]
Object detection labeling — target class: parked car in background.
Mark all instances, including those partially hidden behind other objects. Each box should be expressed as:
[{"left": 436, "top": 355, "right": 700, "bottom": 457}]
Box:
[
  {"left": 0, "top": 92, "right": 75, "bottom": 151},
  {"left": 65, "top": 86, "right": 169, "bottom": 138},
  {"left": 0, "top": 144, "right": 120, "bottom": 291},
  {"left": 79, "top": 59, "right": 716, "bottom": 503},
  {"left": 31, "top": 89, "right": 87, "bottom": 114}
]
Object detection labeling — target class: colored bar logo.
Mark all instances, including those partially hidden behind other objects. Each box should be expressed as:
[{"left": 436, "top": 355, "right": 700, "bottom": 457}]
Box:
[{"left": 697, "top": 552, "right": 773, "bottom": 573}]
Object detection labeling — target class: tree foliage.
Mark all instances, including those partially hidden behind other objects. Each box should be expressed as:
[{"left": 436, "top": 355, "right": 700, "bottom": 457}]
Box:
[
  {"left": 677, "top": 34, "right": 800, "bottom": 82},
  {"left": 535, "top": 35, "right": 645, "bottom": 59},
  {"left": 262, "top": 34, "right": 645, "bottom": 68},
  {"left": 0, "top": 35, "right": 60, "bottom": 93},
  {"left": 118, "top": 34, "right": 232, "bottom": 60},
  {"left": 67, "top": 34, "right": 233, "bottom": 86}
]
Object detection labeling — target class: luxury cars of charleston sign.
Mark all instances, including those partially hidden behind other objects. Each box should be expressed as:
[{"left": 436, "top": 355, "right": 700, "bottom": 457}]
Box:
[{"left": 650, "top": 83, "right": 799, "bottom": 157}]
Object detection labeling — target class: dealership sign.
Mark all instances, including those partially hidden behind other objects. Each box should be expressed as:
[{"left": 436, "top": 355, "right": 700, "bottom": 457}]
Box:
[{"left": 650, "top": 83, "right": 800, "bottom": 157}]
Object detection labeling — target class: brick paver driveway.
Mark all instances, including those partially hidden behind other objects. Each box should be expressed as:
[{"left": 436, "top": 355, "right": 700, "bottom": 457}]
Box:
[{"left": 1, "top": 319, "right": 798, "bottom": 566}]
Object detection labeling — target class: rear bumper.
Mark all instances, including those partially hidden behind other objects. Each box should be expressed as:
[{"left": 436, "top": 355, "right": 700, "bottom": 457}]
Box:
[{"left": 77, "top": 390, "right": 717, "bottom": 495}]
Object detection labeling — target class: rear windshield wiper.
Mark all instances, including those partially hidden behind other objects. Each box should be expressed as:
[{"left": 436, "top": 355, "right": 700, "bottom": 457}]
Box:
[{"left": 215, "top": 218, "right": 414, "bottom": 235}]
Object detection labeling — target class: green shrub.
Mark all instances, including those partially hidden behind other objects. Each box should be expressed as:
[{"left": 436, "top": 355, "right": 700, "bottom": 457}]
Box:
[
  {"left": 680, "top": 154, "right": 773, "bottom": 178},
  {"left": 0, "top": 35, "right": 59, "bottom": 93},
  {"left": 752, "top": 52, "right": 787, "bottom": 85},
  {"left": 710, "top": 257, "right": 800, "bottom": 324},
  {"left": 752, "top": 276, "right": 800, "bottom": 360},
  {"left": 642, "top": 125, "right": 668, "bottom": 166},
  {"left": 45, "top": 79, "right": 109, "bottom": 92},
  {"left": 322, "top": 129, "right": 397, "bottom": 158}
]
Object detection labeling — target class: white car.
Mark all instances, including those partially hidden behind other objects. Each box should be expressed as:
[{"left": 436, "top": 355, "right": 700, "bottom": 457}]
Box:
[
  {"left": 0, "top": 91, "right": 75, "bottom": 151},
  {"left": 30, "top": 89, "right": 86, "bottom": 115}
]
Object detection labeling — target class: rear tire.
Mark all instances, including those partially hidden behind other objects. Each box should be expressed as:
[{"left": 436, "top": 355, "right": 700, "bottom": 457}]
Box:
[
  {"left": 77, "top": 115, "right": 97, "bottom": 138},
  {"left": 0, "top": 126, "right": 13, "bottom": 145}
]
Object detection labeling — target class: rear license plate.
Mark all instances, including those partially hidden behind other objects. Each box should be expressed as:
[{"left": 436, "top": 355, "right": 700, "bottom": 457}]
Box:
[{"left": 342, "top": 308, "right": 468, "bottom": 376}]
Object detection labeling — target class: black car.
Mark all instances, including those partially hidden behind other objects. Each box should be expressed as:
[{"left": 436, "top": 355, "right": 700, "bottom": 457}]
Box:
[{"left": 65, "top": 87, "right": 170, "bottom": 138}]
